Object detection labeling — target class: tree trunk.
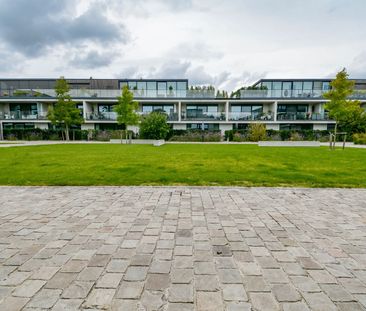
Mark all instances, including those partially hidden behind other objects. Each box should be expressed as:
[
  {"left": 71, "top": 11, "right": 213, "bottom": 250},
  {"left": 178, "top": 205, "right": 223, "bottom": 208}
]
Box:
[
  {"left": 125, "top": 129, "right": 128, "bottom": 144},
  {"left": 333, "top": 122, "right": 338, "bottom": 149},
  {"left": 120, "top": 130, "right": 123, "bottom": 144},
  {"left": 65, "top": 125, "right": 70, "bottom": 141}
]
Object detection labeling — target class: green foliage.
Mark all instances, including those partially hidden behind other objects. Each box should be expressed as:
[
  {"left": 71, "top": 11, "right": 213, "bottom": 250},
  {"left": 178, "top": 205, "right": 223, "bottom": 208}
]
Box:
[
  {"left": 114, "top": 86, "right": 140, "bottom": 127},
  {"left": 47, "top": 77, "right": 83, "bottom": 140},
  {"left": 248, "top": 123, "right": 267, "bottom": 142},
  {"left": 323, "top": 68, "right": 366, "bottom": 135},
  {"left": 169, "top": 130, "right": 221, "bottom": 142},
  {"left": 224, "top": 129, "right": 331, "bottom": 142},
  {"left": 353, "top": 133, "right": 366, "bottom": 145},
  {"left": 139, "top": 112, "right": 171, "bottom": 140}
]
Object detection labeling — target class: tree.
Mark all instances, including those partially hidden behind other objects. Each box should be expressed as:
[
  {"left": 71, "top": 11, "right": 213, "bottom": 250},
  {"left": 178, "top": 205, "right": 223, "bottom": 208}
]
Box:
[
  {"left": 248, "top": 123, "right": 267, "bottom": 142},
  {"left": 139, "top": 112, "right": 170, "bottom": 140},
  {"left": 323, "top": 68, "right": 366, "bottom": 148},
  {"left": 114, "top": 86, "right": 140, "bottom": 143},
  {"left": 47, "top": 77, "right": 83, "bottom": 141}
]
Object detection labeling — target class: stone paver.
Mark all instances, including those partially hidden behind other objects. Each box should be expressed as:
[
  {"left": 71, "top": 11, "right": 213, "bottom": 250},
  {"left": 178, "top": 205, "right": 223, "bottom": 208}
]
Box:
[{"left": 0, "top": 186, "right": 365, "bottom": 310}]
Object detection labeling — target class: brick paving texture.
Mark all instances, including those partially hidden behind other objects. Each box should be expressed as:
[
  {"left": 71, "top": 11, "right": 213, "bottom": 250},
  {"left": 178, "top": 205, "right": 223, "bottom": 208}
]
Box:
[{"left": 0, "top": 186, "right": 365, "bottom": 310}]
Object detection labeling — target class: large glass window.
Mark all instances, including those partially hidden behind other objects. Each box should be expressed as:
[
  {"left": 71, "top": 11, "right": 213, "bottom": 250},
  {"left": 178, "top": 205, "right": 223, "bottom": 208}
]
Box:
[
  {"left": 157, "top": 82, "right": 167, "bottom": 97},
  {"left": 293, "top": 81, "right": 303, "bottom": 97},
  {"left": 137, "top": 81, "right": 146, "bottom": 90},
  {"left": 128, "top": 81, "right": 137, "bottom": 90},
  {"left": 303, "top": 81, "right": 313, "bottom": 90},
  {"left": 98, "top": 104, "right": 114, "bottom": 112},
  {"left": 272, "top": 82, "right": 282, "bottom": 97},
  {"left": 282, "top": 82, "right": 292, "bottom": 97},
  {"left": 177, "top": 81, "right": 187, "bottom": 97}
]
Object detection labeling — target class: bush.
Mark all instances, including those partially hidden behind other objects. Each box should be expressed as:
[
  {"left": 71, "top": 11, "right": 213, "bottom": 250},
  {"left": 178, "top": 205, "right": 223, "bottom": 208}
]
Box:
[
  {"left": 139, "top": 112, "right": 170, "bottom": 140},
  {"left": 353, "top": 133, "right": 366, "bottom": 145},
  {"left": 169, "top": 130, "right": 221, "bottom": 142},
  {"left": 248, "top": 123, "right": 267, "bottom": 142},
  {"left": 290, "top": 132, "right": 303, "bottom": 141}
]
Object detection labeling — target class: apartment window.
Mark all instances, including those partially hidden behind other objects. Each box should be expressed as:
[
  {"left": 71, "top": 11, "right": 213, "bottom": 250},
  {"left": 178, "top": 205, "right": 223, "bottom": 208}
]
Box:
[
  {"left": 128, "top": 81, "right": 137, "bottom": 90},
  {"left": 303, "top": 81, "right": 313, "bottom": 90},
  {"left": 322, "top": 82, "right": 330, "bottom": 90},
  {"left": 98, "top": 104, "right": 114, "bottom": 112},
  {"left": 262, "top": 81, "right": 272, "bottom": 89},
  {"left": 142, "top": 105, "right": 174, "bottom": 114},
  {"left": 282, "top": 82, "right": 292, "bottom": 97},
  {"left": 137, "top": 81, "right": 146, "bottom": 90}
]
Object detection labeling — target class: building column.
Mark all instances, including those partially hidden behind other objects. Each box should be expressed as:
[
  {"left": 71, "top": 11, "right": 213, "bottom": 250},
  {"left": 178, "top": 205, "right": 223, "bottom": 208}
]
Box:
[
  {"left": 225, "top": 101, "right": 229, "bottom": 122},
  {"left": 178, "top": 101, "right": 181, "bottom": 122},
  {"left": 0, "top": 120, "right": 3, "bottom": 141},
  {"left": 83, "top": 100, "right": 87, "bottom": 119},
  {"left": 273, "top": 101, "right": 278, "bottom": 121}
]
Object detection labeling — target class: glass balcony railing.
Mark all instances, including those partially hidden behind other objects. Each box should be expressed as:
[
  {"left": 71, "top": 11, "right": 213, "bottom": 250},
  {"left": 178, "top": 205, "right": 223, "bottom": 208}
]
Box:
[
  {"left": 182, "top": 111, "right": 226, "bottom": 121},
  {"left": 0, "top": 89, "right": 217, "bottom": 99},
  {"left": 0, "top": 111, "right": 48, "bottom": 120},
  {"left": 85, "top": 112, "right": 117, "bottom": 120},
  {"left": 139, "top": 111, "right": 179, "bottom": 121},
  {"left": 277, "top": 112, "right": 330, "bottom": 121},
  {"left": 228, "top": 112, "right": 274, "bottom": 121},
  {"left": 240, "top": 89, "right": 366, "bottom": 99}
]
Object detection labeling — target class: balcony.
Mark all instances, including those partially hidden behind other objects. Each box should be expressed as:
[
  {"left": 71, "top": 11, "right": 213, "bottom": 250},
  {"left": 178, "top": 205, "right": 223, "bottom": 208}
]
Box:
[
  {"left": 0, "top": 111, "right": 48, "bottom": 120},
  {"left": 182, "top": 110, "right": 225, "bottom": 121},
  {"left": 277, "top": 112, "right": 330, "bottom": 121},
  {"left": 86, "top": 112, "right": 117, "bottom": 120},
  {"left": 139, "top": 112, "right": 179, "bottom": 121},
  {"left": 228, "top": 112, "right": 274, "bottom": 121}
]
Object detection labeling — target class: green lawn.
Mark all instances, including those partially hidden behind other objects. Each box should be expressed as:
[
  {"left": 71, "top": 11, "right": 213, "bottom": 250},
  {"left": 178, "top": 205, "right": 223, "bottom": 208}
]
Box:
[{"left": 0, "top": 144, "right": 365, "bottom": 187}]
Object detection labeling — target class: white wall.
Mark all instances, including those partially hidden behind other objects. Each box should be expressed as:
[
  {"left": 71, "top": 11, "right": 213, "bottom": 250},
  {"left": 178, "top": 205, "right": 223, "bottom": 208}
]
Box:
[
  {"left": 313, "top": 124, "right": 327, "bottom": 131},
  {"left": 81, "top": 123, "right": 95, "bottom": 130},
  {"left": 173, "top": 123, "right": 186, "bottom": 130},
  {"left": 266, "top": 124, "right": 279, "bottom": 130},
  {"left": 34, "top": 123, "right": 49, "bottom": 130},
  {"left": 219, "top": 123, "right": 232, "bottom": 135},
  {"left": 127, "top": 125, "right": 139, "bottom": 134}
]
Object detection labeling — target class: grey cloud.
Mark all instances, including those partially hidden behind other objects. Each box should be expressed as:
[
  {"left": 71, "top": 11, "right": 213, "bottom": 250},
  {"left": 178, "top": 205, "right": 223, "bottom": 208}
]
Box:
[
  {"left": 69, "top": 50, "right": 118, "bottom": 69},
  {"left": 0, "top": 0, "right": 127, "bottom": 57},
  {"left": 168, "top": 42, "right": 223, "bottom": 60}
]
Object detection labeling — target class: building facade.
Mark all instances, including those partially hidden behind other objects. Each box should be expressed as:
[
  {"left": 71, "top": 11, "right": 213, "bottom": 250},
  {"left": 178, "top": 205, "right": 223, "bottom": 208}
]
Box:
[{"left": 1, "top": 77, "right": 366, "bottom": 134}]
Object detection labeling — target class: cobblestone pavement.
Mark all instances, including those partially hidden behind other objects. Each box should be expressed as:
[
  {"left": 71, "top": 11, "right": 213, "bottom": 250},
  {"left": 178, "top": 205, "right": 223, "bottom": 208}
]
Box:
[{"left": 0, "top": 187, "right": 366, "bottom": 310}]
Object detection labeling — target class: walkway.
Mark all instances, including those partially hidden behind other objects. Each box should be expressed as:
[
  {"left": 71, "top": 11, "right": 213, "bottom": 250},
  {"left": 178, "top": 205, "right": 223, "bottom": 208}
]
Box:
[{"left": 0, "top": 187, "right": 366, "bottom": 310}]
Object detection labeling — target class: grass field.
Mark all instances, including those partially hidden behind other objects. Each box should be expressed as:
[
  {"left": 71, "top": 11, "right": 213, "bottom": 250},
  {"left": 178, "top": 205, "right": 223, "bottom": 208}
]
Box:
[{"left": 0, "top": 144, "right": 365, "bottom": 187}]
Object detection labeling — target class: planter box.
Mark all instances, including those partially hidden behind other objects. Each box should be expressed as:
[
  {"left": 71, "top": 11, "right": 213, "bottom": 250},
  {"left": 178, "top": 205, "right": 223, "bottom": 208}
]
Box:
[
  {"left": 258, "top": 141, "right": 320, "bottom": 147},
  {"left": 110, "top": 139, "right": 165, "bottom": 146}
]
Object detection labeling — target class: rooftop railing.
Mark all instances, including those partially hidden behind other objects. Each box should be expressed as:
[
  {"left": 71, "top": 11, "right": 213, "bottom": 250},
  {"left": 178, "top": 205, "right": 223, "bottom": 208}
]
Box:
[
  {"left": 0, "top": 88, "right": 217, "bottom": 99},
  {"left": 1, "top": 88, "right": 366, "bottom": 100},
  {"left": 240, "top": 89, "right": 366, "bottom": 99}
]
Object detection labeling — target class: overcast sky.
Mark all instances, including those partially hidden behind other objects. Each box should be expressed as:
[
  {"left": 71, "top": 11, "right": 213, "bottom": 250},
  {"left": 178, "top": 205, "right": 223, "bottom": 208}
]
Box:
[{"left": 0, "top": 0, "right": 366, "bottom": 91}]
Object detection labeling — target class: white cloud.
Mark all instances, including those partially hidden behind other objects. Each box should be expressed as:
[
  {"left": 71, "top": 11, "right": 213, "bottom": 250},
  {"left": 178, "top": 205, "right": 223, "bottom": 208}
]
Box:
[{"left": 0, "top": 0, "right": 365, "bottom": 90}]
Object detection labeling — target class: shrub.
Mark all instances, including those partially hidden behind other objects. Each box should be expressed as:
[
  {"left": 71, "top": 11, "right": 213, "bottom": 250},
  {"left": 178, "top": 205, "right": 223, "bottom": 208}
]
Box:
[
  {"left": 169, "top": 130, "right": 221, "bottom": 142},
  {"left": 353, "top": 133, "right": 366, "bottom": 145},
  {"left": 248, "top": 123, "right": 267, "bottom": 142},
  {"left": 139, "top": 112, "right": 170, "bottom": 140},
  {"left": 289, "top": 132, "right": 303, "bottom": 141}
]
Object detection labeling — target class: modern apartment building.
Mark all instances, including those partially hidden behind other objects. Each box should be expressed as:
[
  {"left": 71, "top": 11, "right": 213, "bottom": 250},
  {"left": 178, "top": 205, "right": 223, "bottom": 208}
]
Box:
[{"left": 1, "top": 77, "right": 366, "bottom": 134}]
